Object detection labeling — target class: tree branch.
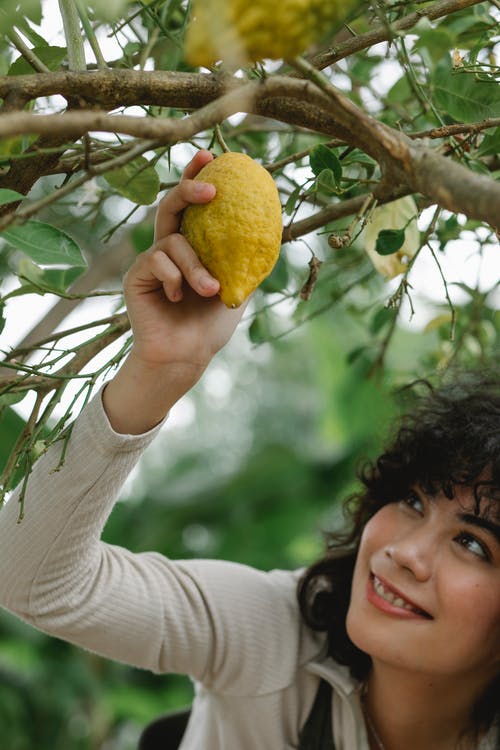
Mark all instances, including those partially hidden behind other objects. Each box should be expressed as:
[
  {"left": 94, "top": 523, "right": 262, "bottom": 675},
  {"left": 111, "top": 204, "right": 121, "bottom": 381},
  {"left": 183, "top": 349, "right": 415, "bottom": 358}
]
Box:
[
  {"left": 410, "top": 117, "right": 500, "bottom": 140},
  {"left": 1, "top": 72, "right": 499, "bottom": 230},
  {"left": 0, "top": 312, "right": 130, "bottom": 394},
  {"left": 304, "top": 0, "right": 486, "bottom": 71},
  {"left": 0, "top": 69, "right": 221, "bottom": 110}
]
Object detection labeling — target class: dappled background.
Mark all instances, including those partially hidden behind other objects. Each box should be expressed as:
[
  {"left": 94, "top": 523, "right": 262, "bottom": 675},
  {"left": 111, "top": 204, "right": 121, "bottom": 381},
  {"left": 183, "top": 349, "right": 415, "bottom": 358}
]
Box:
[{"left": 0, "top": 0, "right": 499, "bottom": 747}]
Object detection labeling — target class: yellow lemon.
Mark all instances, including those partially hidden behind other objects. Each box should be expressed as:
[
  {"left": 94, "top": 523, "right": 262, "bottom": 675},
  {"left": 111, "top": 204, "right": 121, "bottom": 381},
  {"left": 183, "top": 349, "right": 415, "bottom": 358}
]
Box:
[
  {"left": 184, "top": 0, "right": 362, "bottom": 68},
  {"left": 181, "top": 152, "right": 282, "bottom": 308}
]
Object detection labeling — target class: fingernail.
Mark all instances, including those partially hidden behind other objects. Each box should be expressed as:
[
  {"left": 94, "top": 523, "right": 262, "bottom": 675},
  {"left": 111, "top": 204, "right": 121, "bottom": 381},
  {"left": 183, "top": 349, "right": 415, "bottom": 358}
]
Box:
[
  {"left": 194, "top": 182, "right": 215, "bottom": 197},
  {"left": 199, "top": 274, "right": 218, "bottom": 292}
]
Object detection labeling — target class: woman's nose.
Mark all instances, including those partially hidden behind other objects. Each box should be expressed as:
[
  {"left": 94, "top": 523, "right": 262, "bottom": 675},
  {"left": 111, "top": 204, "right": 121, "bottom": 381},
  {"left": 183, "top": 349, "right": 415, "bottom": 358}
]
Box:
[{"left": 384, "top": 528, "right": 435, "bottom": 581}]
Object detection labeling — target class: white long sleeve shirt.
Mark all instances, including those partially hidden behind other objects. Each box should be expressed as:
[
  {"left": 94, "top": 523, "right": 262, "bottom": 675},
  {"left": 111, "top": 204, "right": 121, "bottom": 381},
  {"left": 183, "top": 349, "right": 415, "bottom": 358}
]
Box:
[{"left": 0, "top": 391, "right": 491, "bottom": 749}]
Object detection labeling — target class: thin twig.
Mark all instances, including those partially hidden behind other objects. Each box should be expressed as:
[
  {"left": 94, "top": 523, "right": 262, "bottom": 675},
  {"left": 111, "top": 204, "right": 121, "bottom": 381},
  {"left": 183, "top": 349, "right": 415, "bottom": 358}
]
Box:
[
  {"left": 302, "top": 0, "right": 485, "bottom": 71},
  {"left": 0, "top": 312, "right": 130, "bottom": 393},
  {"left": 3, "top": 313, "right": 127, "bottom": 360},
  {"left": 0, "top": 391, "right": 44, "bottom": 509},
  {"left": 6, "top": 28, "right": 51, "bottom": 73},
  {"left": 264, "top": 139, "right": 344, "bottom": 173},
  {"left": 75, "top": 0, "right": 108, "bottom": 69},
  {"left": 214, "top": 124, "right": 231, "bottom": 153},
  {"left": 0, "top": 139, "right": 158, "bottom": 231},
  {"left": 410, "top": 117, "right": 500, "bottom": 140},
  {"left": 426, "top": 242, "right": 457, "bottom": 341}
]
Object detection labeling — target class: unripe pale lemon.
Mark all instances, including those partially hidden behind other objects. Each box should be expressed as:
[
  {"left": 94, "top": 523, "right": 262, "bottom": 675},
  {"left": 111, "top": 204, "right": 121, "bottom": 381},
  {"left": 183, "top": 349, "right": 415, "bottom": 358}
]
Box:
[
  {"left": 359, "top": 197, "right": 420, "bottom": 279},
  {"left": 181, "top": 152, "right": 282, "bottom": 308},
  {"left": 184, "top": 0, "right": 362, "bottom": 68}
]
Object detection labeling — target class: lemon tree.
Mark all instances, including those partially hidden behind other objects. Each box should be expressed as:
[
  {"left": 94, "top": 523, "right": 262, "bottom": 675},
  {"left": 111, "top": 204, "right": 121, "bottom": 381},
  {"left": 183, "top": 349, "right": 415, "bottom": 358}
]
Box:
[{"left": 0, "top": 0, "right": 498, "bottom": 478}]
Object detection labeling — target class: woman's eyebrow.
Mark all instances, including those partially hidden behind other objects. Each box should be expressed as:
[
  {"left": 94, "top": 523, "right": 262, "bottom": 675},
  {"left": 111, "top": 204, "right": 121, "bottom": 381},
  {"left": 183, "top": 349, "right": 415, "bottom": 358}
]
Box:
[{"left": 458, "top": 513, "right": 500, "bottom": 543}]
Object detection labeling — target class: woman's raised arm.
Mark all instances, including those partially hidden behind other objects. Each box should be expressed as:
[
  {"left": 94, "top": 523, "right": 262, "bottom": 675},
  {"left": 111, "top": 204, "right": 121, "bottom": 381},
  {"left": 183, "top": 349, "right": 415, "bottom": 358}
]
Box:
[
  {"left": 0, "top": 150, "right": 254, "bottom": 678},
  {"left": 103, "top": 148, "right": 244, "bottom": 434}
]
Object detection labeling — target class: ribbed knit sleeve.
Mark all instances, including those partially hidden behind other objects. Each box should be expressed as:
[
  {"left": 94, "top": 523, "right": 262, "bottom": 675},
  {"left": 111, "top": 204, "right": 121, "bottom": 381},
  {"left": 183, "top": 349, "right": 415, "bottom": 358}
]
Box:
[
  {"left": 0, "top": 390, "right": 163, "bottom": 649},
  {"left": 0, "top": 391, "right": 320, "bottom": 695}
]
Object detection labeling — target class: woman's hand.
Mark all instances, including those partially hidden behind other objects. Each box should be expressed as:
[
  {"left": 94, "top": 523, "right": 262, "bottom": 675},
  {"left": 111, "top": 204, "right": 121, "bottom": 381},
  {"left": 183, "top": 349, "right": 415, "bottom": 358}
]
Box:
[
  {"left": 124, "top": 149, "right": 244, "bottom": 370},
  {"left": 103, "top": 150, "right": 245, "bottom": 434}
]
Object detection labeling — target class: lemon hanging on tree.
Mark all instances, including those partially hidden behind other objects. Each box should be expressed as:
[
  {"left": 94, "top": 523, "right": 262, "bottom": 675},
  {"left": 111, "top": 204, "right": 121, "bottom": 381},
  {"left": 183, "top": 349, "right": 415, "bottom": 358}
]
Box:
[
  {"left": 184, "top": 0, "right": 363, "bottom": 68},
  {"left": 181, "top": 152, "right": 282, "bottom": 308}
]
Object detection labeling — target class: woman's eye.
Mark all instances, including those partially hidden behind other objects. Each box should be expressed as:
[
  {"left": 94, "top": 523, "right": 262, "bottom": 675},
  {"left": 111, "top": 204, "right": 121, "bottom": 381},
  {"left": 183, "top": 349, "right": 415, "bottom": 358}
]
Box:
[
  {"left": 455, "top": 533, "right": 490, "bottom": 561},
  {"left": 401, "top": 492, "right": 424, "bottom": 513}
]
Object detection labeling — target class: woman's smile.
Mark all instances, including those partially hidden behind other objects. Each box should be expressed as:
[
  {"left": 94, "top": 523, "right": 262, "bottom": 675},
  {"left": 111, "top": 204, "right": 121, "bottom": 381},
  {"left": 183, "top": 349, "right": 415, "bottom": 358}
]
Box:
[{"left": 367, "top": 573, "right": 432, "bottom": 619}]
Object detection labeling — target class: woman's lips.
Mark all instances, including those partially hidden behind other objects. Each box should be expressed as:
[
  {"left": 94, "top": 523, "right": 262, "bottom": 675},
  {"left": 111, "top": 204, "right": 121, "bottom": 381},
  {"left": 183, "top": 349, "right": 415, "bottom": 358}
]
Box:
[{"left": 367, "top": 573, "right": 433, "bottom": 619}]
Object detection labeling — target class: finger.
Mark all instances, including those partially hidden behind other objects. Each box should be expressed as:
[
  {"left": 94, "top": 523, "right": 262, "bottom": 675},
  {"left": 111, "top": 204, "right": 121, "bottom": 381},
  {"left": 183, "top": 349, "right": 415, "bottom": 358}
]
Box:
[
  {"left": 181, "top": 149, "right": 214, "bottom": 180},
  {"left": 154, "top": 178, "right": 216, "bottom": 242},
  {"left": 148, "top": 247, "right": 185, "bottom": 303},
  {"left": 125, "top": 247, "right": 183, "bottom": 303},
  {"left": 157, "top": 233, "right": 220, "bottom": 298},
  {"left": 154, "top": 150, "right": 214, "bottom": 241}
]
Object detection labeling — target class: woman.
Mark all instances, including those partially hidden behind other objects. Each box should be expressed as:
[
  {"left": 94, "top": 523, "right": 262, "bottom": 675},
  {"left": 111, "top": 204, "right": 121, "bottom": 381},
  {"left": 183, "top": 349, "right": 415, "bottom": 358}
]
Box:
[
  {"left": 299, "top": 373, "right": 500, "bottom": 749},
  {"left": 0, "top": 150, "right": 498, "bottom": 750}
]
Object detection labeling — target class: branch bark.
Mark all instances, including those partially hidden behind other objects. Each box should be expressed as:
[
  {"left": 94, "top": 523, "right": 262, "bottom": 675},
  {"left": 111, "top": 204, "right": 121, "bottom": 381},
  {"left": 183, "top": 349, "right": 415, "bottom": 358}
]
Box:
[
  {"left": 305, "top": 0, "right": 486, "bottom": 71},
  {"left": 2, "top": 74, "right": 498, "bottom": 230}
]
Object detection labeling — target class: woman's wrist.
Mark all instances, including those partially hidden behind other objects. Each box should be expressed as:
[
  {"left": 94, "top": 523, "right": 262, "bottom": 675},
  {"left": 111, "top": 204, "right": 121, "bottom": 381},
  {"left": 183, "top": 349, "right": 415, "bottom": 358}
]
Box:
[{"left": 102, "top": 352, "right": 206, "bottom": 435}]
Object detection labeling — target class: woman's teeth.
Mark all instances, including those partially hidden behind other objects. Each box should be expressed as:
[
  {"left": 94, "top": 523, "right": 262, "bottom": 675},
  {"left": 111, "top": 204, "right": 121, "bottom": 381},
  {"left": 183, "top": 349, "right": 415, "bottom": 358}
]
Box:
[{"left": 373, "top": 575, "right": 421, "bottom": 613}]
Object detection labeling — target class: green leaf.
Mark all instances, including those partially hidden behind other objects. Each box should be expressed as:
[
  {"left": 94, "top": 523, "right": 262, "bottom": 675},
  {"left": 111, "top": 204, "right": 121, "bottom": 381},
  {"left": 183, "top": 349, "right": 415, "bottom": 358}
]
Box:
[
  {"left": 284, "top": 186, "right": 301, "bottom": 217},
  {"left": 414, "top": 28, "right": 456, "bottom": 63},
  {"left": 369, "top": 306, "right": 396, "bottom": 335},
  {"left": 0, "top": 135, "right": 26, "bottom": 158},
  {"left": 1, "top": 221, "right": 87, "bottom": 267},
  {"left": 20, "top": 0, "right": 43, "bottom": 24},
  {"left": 478, "top": 127, "right": 500, "bottom": 157},
  {"left": 375, "top": 229, "right": 406, "bottom": 256},
  {"left": 11, "top": 17, "right": 47, "bottom": 48},
  {"left": 314, "top": 169, "right": 341, "bottom": 196},
  {"left": 103, "top": 157, "right": 160, "bottom": 205},
  {"left": 433, "top": 57, "right": 500, "bottom": 123},
  {"left": 438, "top": 4, "right": 495, "bottom": 46},
  {"left": 17, "top": 258, "right": 85, "bottom": 294},
  {"left": 341, "top": 149, "right": 376, "bottom": 169},
  {"left": 260, "top": 255, "right": 288, "bottom": 294},
  {"left": 248, "top": 314, "right": 271, "bottom": 345},
  {"left": 130, "top": 223, "right": 155, "bottom": 254},
  {"left": 0, "top": 407, "right": 26, "bottom": 477},
  {"left": 0, "top": 0, "right": 42, "bottom": 28},
  {"left": 386, "top": 74, "right": 412, "bottom": 105},
  {"left": 0, "top": 189, "right": 25, "bottom": 206},
  {"left": 309, "top": 145, "right": 342, "bottom": 185},
  {"left": 436, "top": 214, "right": 462, "bottom": 249},
  {"left": 88, "top": 0, "right": 131, "bottom": 22},
  {"left": 346, "top": 345, "right": 369, "bottom": 366},
  {"left": 0, "top": 392, "right": 27, "bottom": 407},
  {"left": 8, "top": 46, "right": 67, "bottom": 76}
]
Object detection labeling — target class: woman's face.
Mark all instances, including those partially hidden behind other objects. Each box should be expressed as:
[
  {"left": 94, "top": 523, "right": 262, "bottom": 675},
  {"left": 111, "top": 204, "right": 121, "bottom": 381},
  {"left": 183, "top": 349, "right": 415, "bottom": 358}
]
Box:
[{"left": 346, "top": 486, "right": 500, "bottom": 684}]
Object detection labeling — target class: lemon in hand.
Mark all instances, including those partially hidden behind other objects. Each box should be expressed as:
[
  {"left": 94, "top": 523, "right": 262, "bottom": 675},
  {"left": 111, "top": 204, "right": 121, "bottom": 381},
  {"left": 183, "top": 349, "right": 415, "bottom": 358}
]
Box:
[{"left": 181, "top": 152, "right": 282, "bottom": 308}]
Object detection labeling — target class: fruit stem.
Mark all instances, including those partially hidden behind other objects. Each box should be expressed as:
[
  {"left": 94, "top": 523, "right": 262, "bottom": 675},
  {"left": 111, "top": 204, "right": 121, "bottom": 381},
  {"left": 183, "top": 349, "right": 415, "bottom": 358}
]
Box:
[{"left": 214, "top": 124, "right": 231, "bottom": 153}]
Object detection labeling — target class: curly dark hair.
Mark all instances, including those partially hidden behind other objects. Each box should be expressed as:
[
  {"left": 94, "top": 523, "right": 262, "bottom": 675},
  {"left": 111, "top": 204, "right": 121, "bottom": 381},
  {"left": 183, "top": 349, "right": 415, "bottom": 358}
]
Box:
[{"left": 297, "top": 368, "right": 500, "bottom": 736}]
